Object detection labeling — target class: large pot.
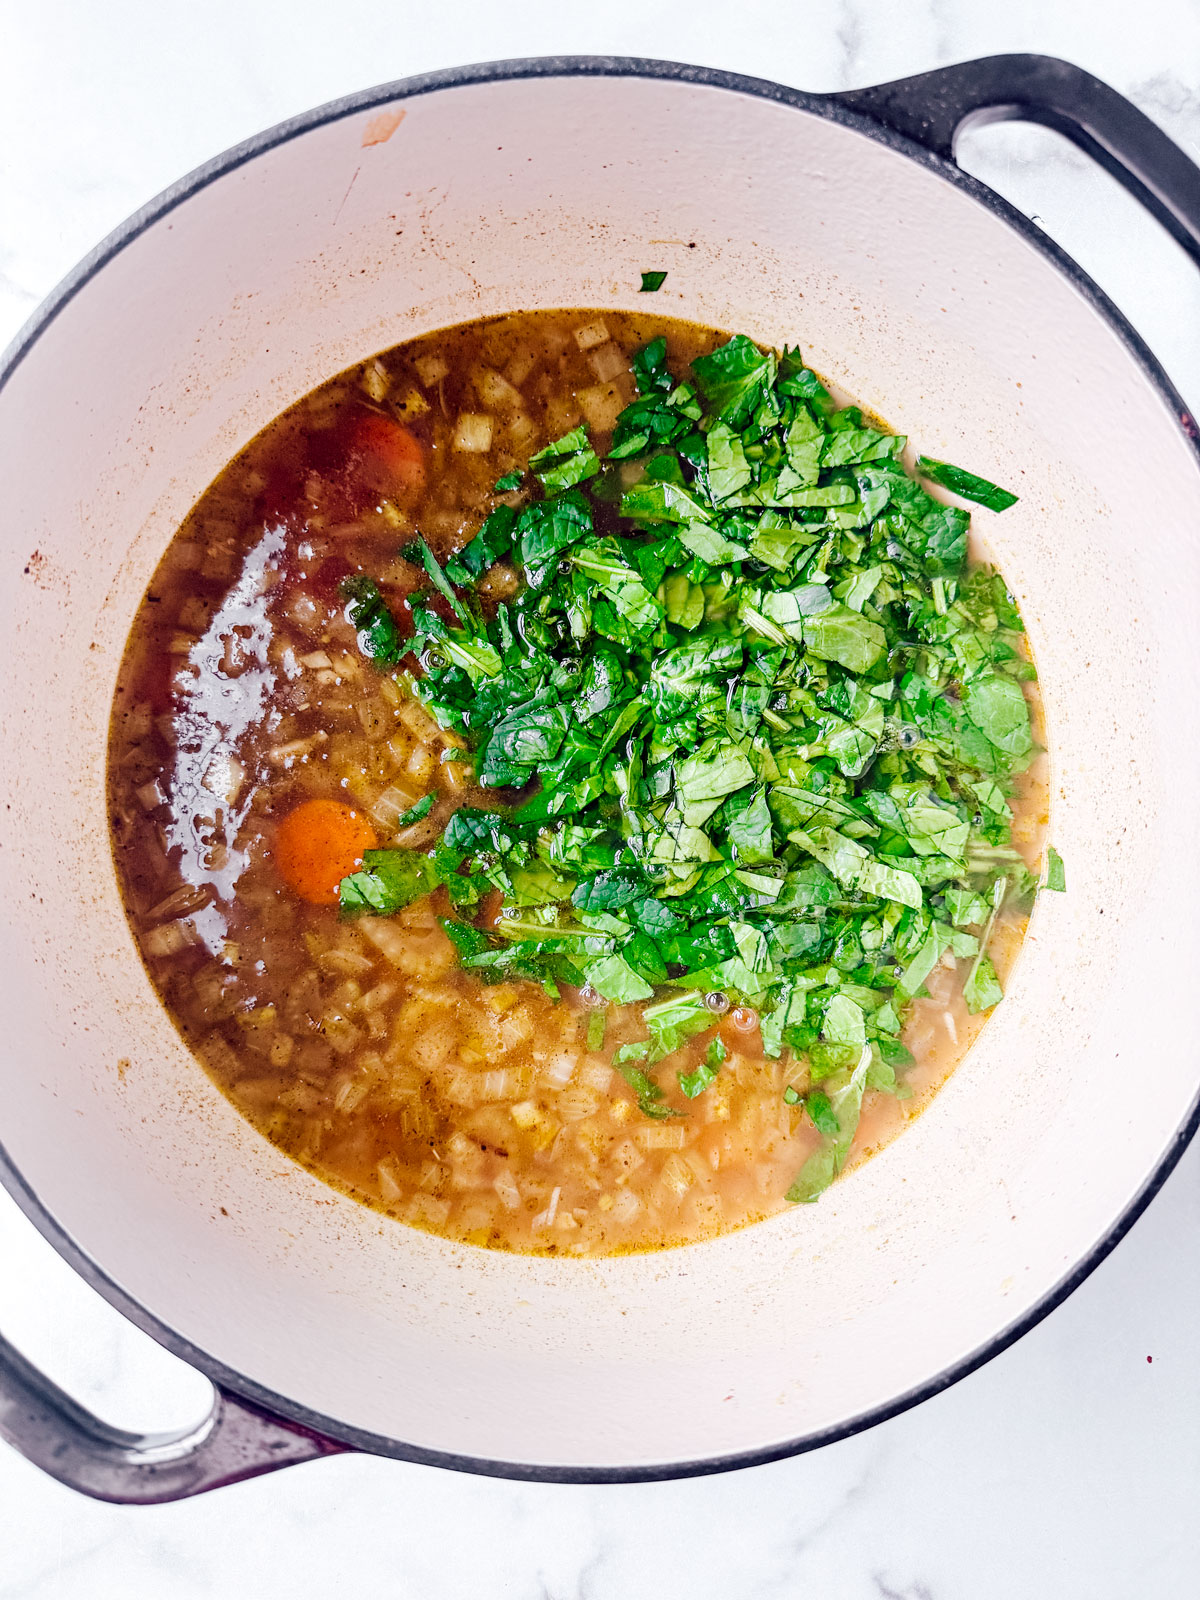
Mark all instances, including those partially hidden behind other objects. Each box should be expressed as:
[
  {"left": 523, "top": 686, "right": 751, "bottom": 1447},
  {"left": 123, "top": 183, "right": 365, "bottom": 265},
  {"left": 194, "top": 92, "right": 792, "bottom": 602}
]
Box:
[{"left": 2, "top": 53, "right": 1200, "bottom": 1503}]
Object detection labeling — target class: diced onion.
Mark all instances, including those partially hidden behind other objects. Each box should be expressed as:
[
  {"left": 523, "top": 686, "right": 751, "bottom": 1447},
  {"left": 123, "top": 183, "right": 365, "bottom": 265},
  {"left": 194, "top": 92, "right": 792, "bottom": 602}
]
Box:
[
  {"left": 406, "top": 744, "right": 436, "bottom": 785},
  {"left": 376, "top": 1158, "right": 404, "bottom": 1203},
  {"left": 167, "top": 541, "right": 204, "bottom": 571},
  {"left": 124, "top": 701, "right": 154, "bottom": 740},
  {"left": 453, "top": 413, "right": 493, "bottom": 453},
  {"left": 315, "top": 946, "right": 376, "bottom": 978},
  {"left": 142, "top": 919, "right": 199, "bottom": 958},
  {"left": 333, "top": 1075, "right": 370, "bottom": 1114},
  {"left": 439, "top": 756, "right": 471, "bottom": 794},
  {"left": 473, "top": 367, "right": 523, "bottom": 410},
  {"left": 407, "top": 1194, "right": 451, "bottom": 1228},
  {"left": 267, "top": 730, "right": 328, "bottom": 765},
  {"left": 318, "top": 1011, "right": 363, "bottom": 1055},
  {"left": 414, "top": 353, "right": 449, "bottom": 387},
  {"left": 357, "top": 919, "right": 410, "bottom": 966},
  {"left": 684, "top": 1148, "right": 711, "bottom": 1183},
  {"left": 587, "top": 343, "right": 628, "bottom": 383},
  {"left": 544, "top": 397, "right": 581, "bottom": 436},
  {"left": 610, "top": 1138, "right": 643, "bottom": 1175},
  {"left": 573, "top": 320, "right": 610, "bottom": 351},
  {"left": 393, "top": 386, "right": 429, "bottom": 418},
  {"left": 269, "top": 1034, "right": 294, "bottom": 1068},
  {"left": 557, "top": 1087, "right": 601, "bottom": 1122},
  {"left": 660, "top": 1155, "right": 694, "bottom": 1198},
  {"left": 541, "top": 1051, "right": 577, "bottom": 1088},
  {"left": 135, "top": 779, "right": 166, "bottom": 812},
  {"left": 177, "top": 596, "right": 213, "bottom": 633},
  {"left": 361, "top": 359, "right": 390, "bottom": 402},
  {"left": 369, "top": 784, "right": 420, "bottom": 830},
  {"left": 506, "top": 412, "right": 537, "bottom": 450},
  {"left": 634, "top": 1125, "right": 690, "bottom": 1151},
  {"left": 357, "top": 702, "right": 389, "bottom": 739},
  {"left": 504, "top": 346, "right": 538, "bottom": 386},
  {"left": 398, "top": 698, "right": 440, "bottom": 741},
  {"left": 577, "top": 382, "right": 628, "bottom": 433},
  {"left": 146, "top": 883, "right": 211, "bottom": 923},
  {"left": 532, "top": 1186, "right": 561, "bottom": 1230},
  {"left": 478, "top": 1069, "right": 521, "bottom": 1102},
  {"left": 200, "top": 1032, "right": 240, "bottom": 1077}
]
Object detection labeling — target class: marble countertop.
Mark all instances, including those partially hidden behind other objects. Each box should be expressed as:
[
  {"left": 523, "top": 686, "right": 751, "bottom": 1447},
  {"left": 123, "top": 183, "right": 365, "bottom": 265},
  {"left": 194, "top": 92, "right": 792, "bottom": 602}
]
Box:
[{"left": 3, "top": 1, "right": 1200, "bottom": 1595}]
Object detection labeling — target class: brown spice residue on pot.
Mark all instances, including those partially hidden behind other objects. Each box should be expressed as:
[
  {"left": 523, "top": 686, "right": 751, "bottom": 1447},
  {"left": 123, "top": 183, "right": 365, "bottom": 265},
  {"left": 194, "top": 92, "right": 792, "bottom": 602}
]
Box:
[
  {"left": 361, "top": 109, "right": 405, "bottom": 148},
  {"left": 23, "top": 550, "right": 52, "bottom": 588}
]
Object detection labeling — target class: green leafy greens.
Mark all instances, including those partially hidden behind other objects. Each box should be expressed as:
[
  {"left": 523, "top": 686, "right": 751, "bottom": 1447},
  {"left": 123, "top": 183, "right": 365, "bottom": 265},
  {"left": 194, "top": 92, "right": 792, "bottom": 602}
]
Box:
[
  {"left": 916, "top": 455, "right": 1019, "bottom": 513},
  {"left": 1045, "top": 846, "right": 1066, "bottom": 892},
  {"left": 339, "top": 332, "right": 1041, "bottom": 1202}
]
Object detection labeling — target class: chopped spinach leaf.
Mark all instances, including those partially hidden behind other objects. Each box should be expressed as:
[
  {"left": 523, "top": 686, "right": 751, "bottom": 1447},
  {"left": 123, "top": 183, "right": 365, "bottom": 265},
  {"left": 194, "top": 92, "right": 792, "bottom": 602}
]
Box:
[
  {"left": 639, "top": 270, "right": 668, "bottom": 292},
  {"left": 916, "top": 455, "right": 1019, "bottom": 512},
  {"left": 392, "top": 792, "right": 435, "bottom": 828},
  {"left": 340, "top": 850, "right": 438, "bottom": 916},
  {"left": 445, "top": 504, "right": 517, "bottom": 586},
  {"left": 341, "top": 575, "right": 406, "bottom": 664},
  {"left": 678, "top": 1034, "right": 726, "bottom": 1099},
  {"left": 402, "top": 535, "right": 471, "bottom": 625},
  {"left": 786, "top": 1046, "right": 872, "bottom": 1202},
  {"left": 805, "top": 1089, "right": 839, "bottom": 1137},
  {"left": 963, "top": 952, "right": 1004, "bottom": 1013},
  {"left": 439, "top": 916, "right": 493, "bottom": 959},
  {"left": 615, "top": 1059, "right": 685, "bottom": 1120},
  {"left": 341, "top": 328, "right": 1040, "bottom": 1177},
  {"left": 530, "top": 427, "right": 601, "bottom": 493},
  {"left": 1045, "top": 846, "right": 1066, "bottom": 892}
]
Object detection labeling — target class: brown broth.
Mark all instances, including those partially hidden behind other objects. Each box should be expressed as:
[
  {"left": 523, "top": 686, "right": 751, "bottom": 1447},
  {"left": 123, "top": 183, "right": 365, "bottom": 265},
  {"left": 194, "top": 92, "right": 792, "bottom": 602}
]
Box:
[{"left": 107, "top": 309, "right": 1047, "bottom": 1256}]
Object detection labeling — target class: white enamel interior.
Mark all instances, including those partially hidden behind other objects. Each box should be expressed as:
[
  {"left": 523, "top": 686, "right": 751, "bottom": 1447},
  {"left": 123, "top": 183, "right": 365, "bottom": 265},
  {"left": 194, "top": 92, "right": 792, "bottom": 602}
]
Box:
[{"left": 1, "top": 72, "right": 1198, "bottom": 1473}]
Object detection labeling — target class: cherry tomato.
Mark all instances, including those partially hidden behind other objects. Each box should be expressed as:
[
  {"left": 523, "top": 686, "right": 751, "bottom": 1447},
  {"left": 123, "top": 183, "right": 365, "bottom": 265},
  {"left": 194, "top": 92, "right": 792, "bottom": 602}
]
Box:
[{"left": 273, "top": 799, "right": 378, "bottom": 905}]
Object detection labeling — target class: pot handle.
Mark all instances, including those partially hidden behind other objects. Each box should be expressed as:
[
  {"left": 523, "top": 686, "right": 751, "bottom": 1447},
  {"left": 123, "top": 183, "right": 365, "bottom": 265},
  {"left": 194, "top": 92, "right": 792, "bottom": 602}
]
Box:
[
  {"left": 0, "top": 1326, "right": 345, "bottom": 1503},
  {"left": 832, "top": 53, "right": 1200, "bottom": 268}
]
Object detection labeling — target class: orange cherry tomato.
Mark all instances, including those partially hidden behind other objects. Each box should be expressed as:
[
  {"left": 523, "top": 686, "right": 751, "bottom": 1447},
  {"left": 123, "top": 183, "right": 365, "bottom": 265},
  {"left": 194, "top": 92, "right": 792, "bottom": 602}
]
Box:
[
  {"left": 352, "top": 411, "right": 426, "bottom": 494},
  {"left": 273, "top": 798, "right": 378, "bottom": 905}
]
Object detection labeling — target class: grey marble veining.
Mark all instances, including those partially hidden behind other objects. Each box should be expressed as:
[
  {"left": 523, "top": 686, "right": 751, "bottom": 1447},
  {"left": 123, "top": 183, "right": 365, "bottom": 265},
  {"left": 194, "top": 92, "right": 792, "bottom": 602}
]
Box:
[{"left": 3, "top": 1, "right": 1200, "bottom": 1595}]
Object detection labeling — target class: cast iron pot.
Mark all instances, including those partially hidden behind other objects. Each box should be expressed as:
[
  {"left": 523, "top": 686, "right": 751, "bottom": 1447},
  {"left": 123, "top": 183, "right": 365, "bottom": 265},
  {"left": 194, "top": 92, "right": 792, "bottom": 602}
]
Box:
[{"left": 2, "top": 53, "right": 1200, "bottom": 1502}]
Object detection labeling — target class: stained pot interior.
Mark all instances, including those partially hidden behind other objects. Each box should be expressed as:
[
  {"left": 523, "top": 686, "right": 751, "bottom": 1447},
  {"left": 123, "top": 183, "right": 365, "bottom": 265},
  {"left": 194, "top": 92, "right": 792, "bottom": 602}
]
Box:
[{"left": 0, "top": 70, "right": 1197, "bottom": 1471}]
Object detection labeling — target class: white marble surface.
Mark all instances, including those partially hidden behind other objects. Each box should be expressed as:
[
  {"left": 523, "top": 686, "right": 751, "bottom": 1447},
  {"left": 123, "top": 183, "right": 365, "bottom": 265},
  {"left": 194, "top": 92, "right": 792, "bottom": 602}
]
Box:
[{"left": 3, "top": 0, "right": 1200, "bottom": 1594}]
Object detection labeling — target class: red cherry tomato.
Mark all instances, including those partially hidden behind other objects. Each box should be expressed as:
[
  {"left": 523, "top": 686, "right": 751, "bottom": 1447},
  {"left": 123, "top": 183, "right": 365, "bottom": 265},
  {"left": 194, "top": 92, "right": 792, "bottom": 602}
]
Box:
[{"left": 351, "top": 411, "right": 427, "bottom": 495}]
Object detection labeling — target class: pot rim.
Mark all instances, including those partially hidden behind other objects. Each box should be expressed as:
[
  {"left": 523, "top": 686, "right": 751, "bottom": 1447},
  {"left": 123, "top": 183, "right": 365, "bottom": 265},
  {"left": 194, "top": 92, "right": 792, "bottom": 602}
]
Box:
[{"left": 3, "top": 53, "right": 1199, "bottom": 1484}]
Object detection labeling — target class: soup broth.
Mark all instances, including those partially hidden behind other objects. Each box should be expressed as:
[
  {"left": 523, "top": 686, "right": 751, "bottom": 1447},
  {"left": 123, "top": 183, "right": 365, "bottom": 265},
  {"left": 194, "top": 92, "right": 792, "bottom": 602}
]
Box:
[{"left": 108, "top": 309, "right": 1046, "bottom": 1256}]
